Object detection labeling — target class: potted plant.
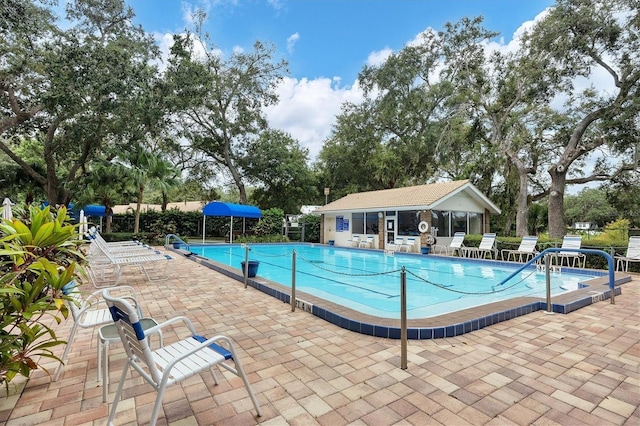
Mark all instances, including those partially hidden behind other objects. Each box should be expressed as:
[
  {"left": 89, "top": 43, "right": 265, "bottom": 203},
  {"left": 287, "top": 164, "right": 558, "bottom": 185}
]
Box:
[{"left": 0, "top": 206, "right": 86, "bottom": 392}]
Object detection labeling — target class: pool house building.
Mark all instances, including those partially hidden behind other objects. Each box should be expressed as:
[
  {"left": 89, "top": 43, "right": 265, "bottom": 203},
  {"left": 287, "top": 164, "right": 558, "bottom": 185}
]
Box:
[{"left": 315, "top": 179, "right": 501, "bottom": 252}]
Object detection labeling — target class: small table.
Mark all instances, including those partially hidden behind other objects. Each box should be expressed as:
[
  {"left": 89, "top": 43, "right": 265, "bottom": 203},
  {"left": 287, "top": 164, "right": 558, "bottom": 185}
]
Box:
[{"left": 98, "top": 318, "right": 163, "bottom": 402}]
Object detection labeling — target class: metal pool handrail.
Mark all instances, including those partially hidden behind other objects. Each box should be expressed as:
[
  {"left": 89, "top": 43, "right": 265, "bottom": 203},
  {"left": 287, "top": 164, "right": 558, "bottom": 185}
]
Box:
[{"left": 496, "top": 247, "right": 616, "bottom": 304}]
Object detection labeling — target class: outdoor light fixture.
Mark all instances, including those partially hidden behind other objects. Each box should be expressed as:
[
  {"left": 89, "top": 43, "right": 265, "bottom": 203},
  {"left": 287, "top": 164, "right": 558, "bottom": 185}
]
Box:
[{"left": 378, "top": 212, "right": 383, "bottom": 218}]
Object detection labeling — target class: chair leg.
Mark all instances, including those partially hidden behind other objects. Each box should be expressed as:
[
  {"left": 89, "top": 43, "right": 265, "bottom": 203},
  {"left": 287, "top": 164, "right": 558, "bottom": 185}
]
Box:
[
  {"left": 232, "top": 358, "right": 262, "bottom": 417},
  {"left": 108, "top": 360, "right": 131, "bottom": 426},
  {"left": 102, "top": 338, "right": 110, "bottom": 403},
  {"left": 150, "top": 380, "right": 170, "bottom": 426},
  {"left": 54, "top": 322, "right": 79, "bottom": 381}
]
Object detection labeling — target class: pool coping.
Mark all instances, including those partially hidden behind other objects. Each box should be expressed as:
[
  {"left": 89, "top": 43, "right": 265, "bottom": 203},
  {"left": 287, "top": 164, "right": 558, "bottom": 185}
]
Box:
[{"left": 175, "top": 245, "right": 632, "bottom": 339}]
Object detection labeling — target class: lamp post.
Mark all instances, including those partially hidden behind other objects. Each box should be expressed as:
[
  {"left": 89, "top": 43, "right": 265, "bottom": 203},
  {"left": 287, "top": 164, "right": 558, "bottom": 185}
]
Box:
[{"left": 324, "top": 187, "right": 330, "bottom": 205}]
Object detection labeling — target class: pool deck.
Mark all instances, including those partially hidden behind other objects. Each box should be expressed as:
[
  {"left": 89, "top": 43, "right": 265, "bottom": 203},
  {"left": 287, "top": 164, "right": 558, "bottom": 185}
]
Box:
[{"left": 2, "top": 247, "right": 638, "bottom": 425}]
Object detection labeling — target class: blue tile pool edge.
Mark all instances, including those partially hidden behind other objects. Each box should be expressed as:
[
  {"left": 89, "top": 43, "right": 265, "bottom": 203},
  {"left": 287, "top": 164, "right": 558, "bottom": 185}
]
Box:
[{"left": 186, "top": 251, "right": 628, "bottom": 340}]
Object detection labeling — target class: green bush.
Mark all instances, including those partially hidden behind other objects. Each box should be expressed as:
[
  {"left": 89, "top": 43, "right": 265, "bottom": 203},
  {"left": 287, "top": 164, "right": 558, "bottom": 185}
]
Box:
[{"left": 0, "top": 206, "right": 86, "bottom": 389}]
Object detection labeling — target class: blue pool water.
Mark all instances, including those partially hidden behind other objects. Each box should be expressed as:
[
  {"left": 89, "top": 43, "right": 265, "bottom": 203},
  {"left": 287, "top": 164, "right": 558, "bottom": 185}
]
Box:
[{"left": 187, "top": 243, "right": 601, "bottom": 319}]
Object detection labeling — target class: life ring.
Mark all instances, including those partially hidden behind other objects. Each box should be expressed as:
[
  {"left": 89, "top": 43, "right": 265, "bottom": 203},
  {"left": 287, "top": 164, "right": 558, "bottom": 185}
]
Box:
[
  {"left": 425, "top": 234, "right": 435, "bottom": 245},
  {"left": 418, "top": 221, "right": 429, "bottom": 233}
]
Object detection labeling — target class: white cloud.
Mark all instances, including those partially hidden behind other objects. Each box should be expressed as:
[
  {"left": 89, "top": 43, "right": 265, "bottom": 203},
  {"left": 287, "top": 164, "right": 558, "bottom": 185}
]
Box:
[
  {"left": 286, "top": 32, "right": 300, "bottom": 55},
  {"left": 264, "top": 77, "right": 364, "bottom": 161},
  {"left": 366, "top": 47, "right": 393, "bottom": 67}
]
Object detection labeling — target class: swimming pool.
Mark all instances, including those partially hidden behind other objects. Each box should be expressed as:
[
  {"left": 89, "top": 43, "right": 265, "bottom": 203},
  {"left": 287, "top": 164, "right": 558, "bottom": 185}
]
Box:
[{"left": 185, "top": 243, "right": 603, "bottom": 319}]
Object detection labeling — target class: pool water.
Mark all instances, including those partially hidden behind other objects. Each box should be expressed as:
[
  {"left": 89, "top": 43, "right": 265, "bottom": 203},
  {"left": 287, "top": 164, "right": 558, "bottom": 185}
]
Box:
[{"left": 188, "top": 243, "right": 600, "bottom": 319}]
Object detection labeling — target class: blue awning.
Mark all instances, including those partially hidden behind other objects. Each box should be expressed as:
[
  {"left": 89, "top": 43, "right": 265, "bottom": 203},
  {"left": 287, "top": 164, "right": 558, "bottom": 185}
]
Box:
[
  {"left": 83, "top": 205, "right": 107, "bottom": 217},
  {"left": 202, "top": 201, "right": 262, "bottom": 218}
]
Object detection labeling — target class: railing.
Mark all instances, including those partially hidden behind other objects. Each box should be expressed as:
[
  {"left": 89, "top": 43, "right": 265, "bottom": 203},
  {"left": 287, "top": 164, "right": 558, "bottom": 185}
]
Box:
[
  {"left": 495, "top": 248, "right": 616, "bottom": 305},
  {"left": 165, "top": 234, "right": 189, "bottom": 250}
]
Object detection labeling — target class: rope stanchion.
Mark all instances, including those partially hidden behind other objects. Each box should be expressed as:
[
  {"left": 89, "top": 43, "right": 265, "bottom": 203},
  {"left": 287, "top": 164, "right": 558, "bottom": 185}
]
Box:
[
  {"left": 400, "top": 267, "right": 407, "bottom": 370},
  {"left": 243, "top": 245, "right": 249, "bottom": 288},
  {"left": 291, "top": 250, "right": 296, "bottom": 312}
]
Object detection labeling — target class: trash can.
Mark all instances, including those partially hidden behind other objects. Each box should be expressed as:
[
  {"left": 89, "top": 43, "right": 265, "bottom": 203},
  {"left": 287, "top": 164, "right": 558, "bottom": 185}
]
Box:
[
  {"left": 328, "top": 240, "right": 335, "bottom": 246},
  {"left": 421, "top": 246, "right": 430, "bottom": 255},
  {"left": 241, "top": 260, "right": 260, "bottom": 278}
]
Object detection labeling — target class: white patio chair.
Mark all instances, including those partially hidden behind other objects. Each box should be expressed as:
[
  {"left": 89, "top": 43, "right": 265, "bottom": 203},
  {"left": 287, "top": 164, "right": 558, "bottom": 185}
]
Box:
[
  {"left": 387, "top": 237, "right": 404, "bottom": 252},
  {"left": 552, "top": 235, "right": 586, "bottom": 268},
  {"left": 54, "top": 283, "right": 138, "bottom": 381},
  {"left": 359, "top": 235, "right": 374, "bottom": 248},
  {"left": 615, "top": 236, "right": 640, "bottom": 271},
  {"left": 102, "top": 288, "right": 262, "bottom": 426},
  {"left": 442, "top": 232, "right": 466, "bottom": 256},
  {"left": 400, "top": 237, "right": 416, "bottom": 252},
  {"left": 348, "top": 235, "right": 360, "bottom": 247},
  {"left": 463, "top": 233, "right": 497, "bottom": 259},
  {"left": 501, "top": 236, "right": 539, "bottom": 262}
]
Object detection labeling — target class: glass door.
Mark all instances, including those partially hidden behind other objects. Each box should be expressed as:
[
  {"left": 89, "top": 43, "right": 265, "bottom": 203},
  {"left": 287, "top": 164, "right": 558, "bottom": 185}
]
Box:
[{"left": 385, "top": 218, "right": 396, "bottom": 244}]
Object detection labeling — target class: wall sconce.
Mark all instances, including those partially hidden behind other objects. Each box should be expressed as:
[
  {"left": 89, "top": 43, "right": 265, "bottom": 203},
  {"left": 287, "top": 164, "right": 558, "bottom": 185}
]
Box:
[{"left": 378, "top": 212, "right": 383, "bottom": 218}]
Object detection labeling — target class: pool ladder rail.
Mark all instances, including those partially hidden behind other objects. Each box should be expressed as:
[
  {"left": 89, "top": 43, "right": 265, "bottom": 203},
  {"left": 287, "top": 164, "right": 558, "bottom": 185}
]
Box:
[{"left": 165, "top": 234, "right": 192, "bottom": 255}]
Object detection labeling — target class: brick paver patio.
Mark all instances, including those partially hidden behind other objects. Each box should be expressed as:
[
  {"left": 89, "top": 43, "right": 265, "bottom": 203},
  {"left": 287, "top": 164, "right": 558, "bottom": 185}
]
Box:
[{"left": 1, "top": 248, "right": 638, "bottom": 425}]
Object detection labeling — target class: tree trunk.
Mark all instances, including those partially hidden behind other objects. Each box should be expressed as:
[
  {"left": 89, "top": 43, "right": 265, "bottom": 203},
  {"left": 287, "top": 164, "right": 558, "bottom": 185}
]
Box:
[
  {"left": 105, "top": 207, "right": 113, "bottom": 233},
  {"left": 515, "top": 170, "right": 530, "bottom": 237},
  {"left": 548, "top": 167, "right": 567, "bottom": 239},
  {"left": 134, "top": 184, "right": 144, "bottom": 234}
]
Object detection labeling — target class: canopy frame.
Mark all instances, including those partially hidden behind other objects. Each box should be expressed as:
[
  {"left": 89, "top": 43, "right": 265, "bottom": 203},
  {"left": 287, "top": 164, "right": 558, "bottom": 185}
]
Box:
[{"left": 201, "top": 202, "right": 262, "bottom": 243}]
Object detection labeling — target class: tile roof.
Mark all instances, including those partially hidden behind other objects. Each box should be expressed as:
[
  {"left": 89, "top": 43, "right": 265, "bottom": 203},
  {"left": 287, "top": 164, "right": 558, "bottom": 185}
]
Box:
[{"left": 316, "top": 179, "right": 472, "bottom": 212}]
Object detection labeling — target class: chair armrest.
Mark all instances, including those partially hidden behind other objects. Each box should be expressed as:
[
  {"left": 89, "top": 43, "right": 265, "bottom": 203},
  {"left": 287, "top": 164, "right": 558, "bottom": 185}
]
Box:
[
  {"left": 142, "top": 315, "right": 196, "bottom": 337},
  {"left": 163, "top": 335, "right": 237, "bottom": 372}
]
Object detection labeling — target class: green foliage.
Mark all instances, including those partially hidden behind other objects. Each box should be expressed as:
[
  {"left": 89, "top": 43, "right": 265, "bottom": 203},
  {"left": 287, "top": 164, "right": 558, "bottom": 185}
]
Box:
[
  {"left": 301, "top": 214, "right": 321, "bottom": 243},
  {"left": 564, "top": 188, "right": 617, "bottom": 228},
  {"left": 253, "top": 208, "right": 284, "bottom": 237},
  {"left": 0, "top": 206, "right": 86, "bottom": 387},
  {"left": 235, "top": 234, "right": 289, "bottom": 243},
  {"left": 243, "top": 129, "right": 318, "bottom": 213}
]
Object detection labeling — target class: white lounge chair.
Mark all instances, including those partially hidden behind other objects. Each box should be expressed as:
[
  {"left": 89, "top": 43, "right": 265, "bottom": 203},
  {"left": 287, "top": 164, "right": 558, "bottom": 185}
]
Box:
[
  {"left": 400, "top": 237, "right": 416, "bottom": 252},
  {"left": 441, "top": 232, "right": 466, "bottom": 256},
  {"left": 87, "top": 244, "right": 173, "bottom": 287},
  {"left": 102, "top": 288, "right": 262, "bottom": 426},
  {"left": 501, "top": 236, "right": 539, "bottom": 262},
  {"left": 359, "top": 235, "right": 374, "bottom": 248},
  {"left": 387, "top": 238, "right": 404, "bottom": 252},
  {"left": 553, "top": 235, "right": 586, "bottom": 268},
  {"left": 348, "top": 235, "right": 361, "bottom": 247},
  {"left": 464, "top": 233, "right": 497, "bottom": 259},
  {"left": 615, "top": 236, "right": 640, "bottom": 272}
]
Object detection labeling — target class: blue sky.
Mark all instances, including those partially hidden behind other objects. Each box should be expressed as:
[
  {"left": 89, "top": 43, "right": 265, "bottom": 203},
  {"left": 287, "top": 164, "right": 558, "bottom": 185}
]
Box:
[
  {"left": 128, "top": 0, "right": 554, "bottom": 83},
  {"left": 123, "top": 0, "right": 556, "bottom": 162}
]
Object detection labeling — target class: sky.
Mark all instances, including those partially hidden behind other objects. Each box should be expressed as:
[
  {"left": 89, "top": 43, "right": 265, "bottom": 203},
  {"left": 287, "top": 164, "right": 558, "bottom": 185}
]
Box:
[{"left": 125, "top": 0, "right": 556, "bottom": 160}]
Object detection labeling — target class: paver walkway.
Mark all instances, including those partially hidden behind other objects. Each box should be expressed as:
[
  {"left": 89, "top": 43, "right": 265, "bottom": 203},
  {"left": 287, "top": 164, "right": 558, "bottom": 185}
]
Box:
[{"left": 2, "top": 249, "right": 638, "bottom": 425}]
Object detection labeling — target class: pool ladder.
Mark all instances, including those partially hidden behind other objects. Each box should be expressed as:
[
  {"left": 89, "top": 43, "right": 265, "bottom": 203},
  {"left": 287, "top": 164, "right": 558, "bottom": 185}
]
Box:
[{"left": 165, "top": 234, "right": 189, "bottom": 251}]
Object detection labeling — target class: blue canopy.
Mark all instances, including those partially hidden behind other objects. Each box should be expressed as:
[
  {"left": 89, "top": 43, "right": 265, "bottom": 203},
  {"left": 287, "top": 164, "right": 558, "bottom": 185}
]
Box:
[
  {"left": 202, "top": 201, "right": 262, "bottom": 218},
  {"left": 201, "top": 202, "right": 261, "bottom": 243}
]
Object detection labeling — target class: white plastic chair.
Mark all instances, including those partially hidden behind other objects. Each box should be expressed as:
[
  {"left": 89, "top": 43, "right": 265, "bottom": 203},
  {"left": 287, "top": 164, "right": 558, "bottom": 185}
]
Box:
[
  {"left": 553, "top": 235, "right": 586, "bottom": 268},
  {"left": 359, "top": 236, "right": 374, "bottom": 248},
  {"left": 464, "top": 233, "right": 498, "bottom": 259},
  {"left": 348, "top": 235, "right": 360, "bottom": 247},
  {"left": 615, "top": 236, "right": 640, "bottom": 271},
  {"left": 102, "top": 288, "right": 262, "bottom": 426},
  {"left": 54, "top": 283, "right": 138, "bottom": 381},
  {"left": 501, "top": 236, "right": 539, "bottom": 262},
  {"left": 400, "top": 237, "right": 416, "bottom": 252},
  {"left": 443, "top": 232, "right": 466, "bottom": 256},
  {"left": 98, "top": 303, "right": 163, "bottom": 402},
  {"left": 387, "top": 238, "right": 404, "bottom": 252}
]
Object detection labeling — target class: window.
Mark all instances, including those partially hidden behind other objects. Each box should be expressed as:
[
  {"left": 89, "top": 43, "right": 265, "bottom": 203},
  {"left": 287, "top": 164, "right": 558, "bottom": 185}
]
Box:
[
  {"left": 431, "top": 210, "right": 450, "bottom": 237},
  {"left": 468, "top": 212, "right": 483, "bottom": 235},
  {"left": 398, "top": 210, "right": 420, "bottom": 236},
  {"left": 451, "top": 211, "right": 467, "bottom": 234},
  {"left": 365, "top": 213, "right": 379, "bottom": 234},
  {"left": 352, "top": 213, "right": 364, "bottom": 234}
]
